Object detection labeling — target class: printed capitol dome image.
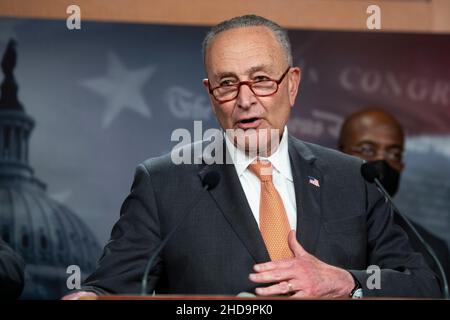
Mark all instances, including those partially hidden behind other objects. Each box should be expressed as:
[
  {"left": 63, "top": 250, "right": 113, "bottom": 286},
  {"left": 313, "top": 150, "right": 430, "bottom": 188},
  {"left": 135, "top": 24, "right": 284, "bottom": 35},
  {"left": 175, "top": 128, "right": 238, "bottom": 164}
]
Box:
[{"left": 0, "top": 40, "right": 101, "bottom": 299}]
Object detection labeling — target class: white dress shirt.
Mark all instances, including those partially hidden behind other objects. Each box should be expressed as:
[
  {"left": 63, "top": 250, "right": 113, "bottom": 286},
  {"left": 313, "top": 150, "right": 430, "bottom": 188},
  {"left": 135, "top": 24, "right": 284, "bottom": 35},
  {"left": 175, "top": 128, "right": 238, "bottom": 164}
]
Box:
[{"left": 224, "top": 127, "right": 297, "bottom": 230}]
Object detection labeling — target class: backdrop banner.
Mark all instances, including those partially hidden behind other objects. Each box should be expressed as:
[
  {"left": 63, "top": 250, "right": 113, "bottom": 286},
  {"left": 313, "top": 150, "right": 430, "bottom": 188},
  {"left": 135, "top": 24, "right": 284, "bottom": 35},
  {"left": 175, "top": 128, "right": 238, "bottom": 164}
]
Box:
[{"left": 0, "top": 17, "right": 448, "bottom": 298}]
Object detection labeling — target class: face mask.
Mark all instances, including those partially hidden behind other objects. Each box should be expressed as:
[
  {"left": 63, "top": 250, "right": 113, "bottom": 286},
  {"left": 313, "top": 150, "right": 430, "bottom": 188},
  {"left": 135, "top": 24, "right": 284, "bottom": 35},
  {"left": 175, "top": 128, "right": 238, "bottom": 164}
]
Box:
[{"left": 369, "top": 160, "right": 401, "bottom": 197}]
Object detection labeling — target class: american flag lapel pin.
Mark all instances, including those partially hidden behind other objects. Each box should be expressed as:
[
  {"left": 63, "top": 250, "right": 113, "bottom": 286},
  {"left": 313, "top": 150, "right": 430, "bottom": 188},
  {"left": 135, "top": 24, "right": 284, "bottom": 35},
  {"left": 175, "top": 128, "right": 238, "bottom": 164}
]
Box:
[{"left": 308, "top": 176, "right": 320, "bottom": 187}]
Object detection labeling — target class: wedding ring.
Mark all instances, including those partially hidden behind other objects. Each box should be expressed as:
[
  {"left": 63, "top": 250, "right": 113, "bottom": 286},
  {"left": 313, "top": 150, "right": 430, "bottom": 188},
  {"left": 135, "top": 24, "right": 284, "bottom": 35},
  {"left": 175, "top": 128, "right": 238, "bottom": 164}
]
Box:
[{"left": 287, "top": 281, "right": 293, "bottom": 293}]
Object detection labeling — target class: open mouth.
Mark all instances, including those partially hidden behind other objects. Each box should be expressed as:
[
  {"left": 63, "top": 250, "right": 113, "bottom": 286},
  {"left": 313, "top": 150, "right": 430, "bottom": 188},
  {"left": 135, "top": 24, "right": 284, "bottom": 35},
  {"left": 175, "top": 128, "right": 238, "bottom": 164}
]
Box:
[
  {"left": 240, "top": 117, "right": 259, "bottom": 124},
  {"left": 236, "top": 117, "right": 261, "bottom": 129}
]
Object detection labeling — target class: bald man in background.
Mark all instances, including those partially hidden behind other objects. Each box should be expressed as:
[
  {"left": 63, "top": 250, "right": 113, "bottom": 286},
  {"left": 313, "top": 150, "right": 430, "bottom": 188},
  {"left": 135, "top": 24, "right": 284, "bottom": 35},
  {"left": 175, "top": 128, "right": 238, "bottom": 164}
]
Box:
[{"left": 338, "top": 108, "right": 450, "bottom": 295}]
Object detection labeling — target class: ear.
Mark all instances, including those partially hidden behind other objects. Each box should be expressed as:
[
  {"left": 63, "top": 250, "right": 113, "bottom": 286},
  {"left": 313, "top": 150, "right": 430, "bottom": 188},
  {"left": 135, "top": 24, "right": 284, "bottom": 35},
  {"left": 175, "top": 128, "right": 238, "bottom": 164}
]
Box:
[
  {"left": 288, "top": 67, "right": 301, "bottom": 107},
  {"left": 202, "top": 78, "right": 210, "bottom": 91}
]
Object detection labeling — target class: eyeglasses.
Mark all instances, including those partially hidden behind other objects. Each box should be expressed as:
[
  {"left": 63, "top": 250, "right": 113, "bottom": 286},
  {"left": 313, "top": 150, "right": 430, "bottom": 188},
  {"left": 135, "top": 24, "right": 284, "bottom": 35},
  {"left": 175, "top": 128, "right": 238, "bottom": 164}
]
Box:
[
  {"left": 208, "top": 67, "right": 291, "bottom": 103},
  {"left": 347, "top": 145, "right": 404, "bottom": 163}
]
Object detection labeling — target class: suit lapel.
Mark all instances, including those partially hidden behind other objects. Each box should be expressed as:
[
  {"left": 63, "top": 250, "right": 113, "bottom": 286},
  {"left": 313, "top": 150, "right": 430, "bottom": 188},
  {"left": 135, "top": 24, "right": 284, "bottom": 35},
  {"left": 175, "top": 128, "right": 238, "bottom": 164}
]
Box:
[
  {"left": 198, "top": 147, "right": 270, "bottom": 264},
  {"left": 197, "top": 135, "right": 323, "bottom": 262},
  {"left": 288, "top": 136, "right": 323, "bottom": 255}
]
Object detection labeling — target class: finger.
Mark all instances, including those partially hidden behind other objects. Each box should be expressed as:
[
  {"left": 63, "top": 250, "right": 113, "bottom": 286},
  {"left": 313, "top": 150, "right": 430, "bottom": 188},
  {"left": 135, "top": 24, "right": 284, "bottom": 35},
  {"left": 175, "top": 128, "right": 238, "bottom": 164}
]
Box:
[
  {"left": 249, "top": 267, "right": 294, "bottom": 284},
  {"left": 291, "top": 290, "right": 309, "bottom": 299},
  {"left": 253, "top": 261, "right": 276, "bottom": 272},
  {"left": 255, "top": 281, "right": 292, "bottom": 296},
  {"left": 61, "top": 292, "right": 84, "bottom": 300},
  {"left": 253, "top": 257, "right": 296, "bottom": 273},
  {"left": 61, "top": 291, "right": 97, "bottom": 300},
  {"left": 288, "top": 230, "right": 308, "bottom": 257}
]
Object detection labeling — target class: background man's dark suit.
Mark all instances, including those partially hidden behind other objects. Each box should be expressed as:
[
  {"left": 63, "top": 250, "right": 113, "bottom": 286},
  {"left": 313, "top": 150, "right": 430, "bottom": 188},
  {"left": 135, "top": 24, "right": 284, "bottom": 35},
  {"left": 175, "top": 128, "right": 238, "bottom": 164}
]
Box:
[
  {"left": 82, "top": 136, "right": 440, "bottom": 297},
  {"left": 394, "top": 214, "right": 450, "bottom": 292},
  {"left": 0, "top": 238, "right": 25, "bottom": 299}
]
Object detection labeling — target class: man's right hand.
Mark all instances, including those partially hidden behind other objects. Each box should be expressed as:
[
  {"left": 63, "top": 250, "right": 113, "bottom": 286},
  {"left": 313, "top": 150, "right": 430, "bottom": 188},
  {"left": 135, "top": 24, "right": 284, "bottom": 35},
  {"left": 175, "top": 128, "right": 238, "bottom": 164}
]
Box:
[{"left": 62, "top": 291, "right": 97, "bottom": 300}]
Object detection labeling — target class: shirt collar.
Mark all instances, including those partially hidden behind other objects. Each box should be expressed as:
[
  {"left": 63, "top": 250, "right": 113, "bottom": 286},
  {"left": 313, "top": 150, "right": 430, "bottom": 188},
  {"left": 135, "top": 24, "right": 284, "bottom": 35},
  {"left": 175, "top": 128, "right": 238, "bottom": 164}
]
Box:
[{"left": 224, "top": 126, "right": 293, "bottom": 182}]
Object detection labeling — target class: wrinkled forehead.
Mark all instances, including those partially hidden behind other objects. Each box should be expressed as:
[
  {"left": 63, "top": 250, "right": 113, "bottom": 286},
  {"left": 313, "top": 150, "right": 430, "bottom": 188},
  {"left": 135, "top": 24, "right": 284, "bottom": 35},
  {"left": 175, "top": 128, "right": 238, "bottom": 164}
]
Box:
[
  {"left": 350, "top": 123, "right": 405, "bottom": 148},
  {"left": 204, "top": 26, "right": 286, "bottom": 76}
]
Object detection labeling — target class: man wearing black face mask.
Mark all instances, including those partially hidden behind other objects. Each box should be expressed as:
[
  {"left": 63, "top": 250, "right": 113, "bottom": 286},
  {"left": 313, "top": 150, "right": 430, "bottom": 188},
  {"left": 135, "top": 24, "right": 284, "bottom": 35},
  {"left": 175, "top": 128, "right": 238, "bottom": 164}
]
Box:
[
  {"left": 368, "top": 160, "right": 400, "bottom": 197},
  {"left": 338, "top": 107, "right": 450, "bottom": 293}
]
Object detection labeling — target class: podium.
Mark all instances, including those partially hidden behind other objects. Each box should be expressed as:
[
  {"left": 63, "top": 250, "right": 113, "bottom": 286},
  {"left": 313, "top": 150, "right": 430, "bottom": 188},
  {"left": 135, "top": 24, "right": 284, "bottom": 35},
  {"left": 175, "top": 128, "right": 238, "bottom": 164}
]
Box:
[{"left": 83, "top": 294, "right": 296, "bottom": 300}]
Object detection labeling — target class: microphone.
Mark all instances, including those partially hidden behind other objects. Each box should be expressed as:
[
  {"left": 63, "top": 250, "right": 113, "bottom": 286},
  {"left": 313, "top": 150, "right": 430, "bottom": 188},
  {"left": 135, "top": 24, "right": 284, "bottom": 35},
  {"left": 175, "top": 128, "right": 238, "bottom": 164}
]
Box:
[
  {"left": 361, "top": 162, "right": 449, "bottom": 299},
  {"left": 360, "top": 161, "right": 379, "bottom": 184},
  {"left": 140, "top": 171, "right": 220, "bottom": 295}
]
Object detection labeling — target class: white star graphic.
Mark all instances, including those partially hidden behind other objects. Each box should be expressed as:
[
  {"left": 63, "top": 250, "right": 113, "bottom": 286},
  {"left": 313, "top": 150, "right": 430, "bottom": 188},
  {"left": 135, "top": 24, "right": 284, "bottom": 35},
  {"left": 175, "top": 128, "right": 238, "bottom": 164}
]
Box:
[{"left": 80, "top": 52, "right": 156, "bottom": 128}]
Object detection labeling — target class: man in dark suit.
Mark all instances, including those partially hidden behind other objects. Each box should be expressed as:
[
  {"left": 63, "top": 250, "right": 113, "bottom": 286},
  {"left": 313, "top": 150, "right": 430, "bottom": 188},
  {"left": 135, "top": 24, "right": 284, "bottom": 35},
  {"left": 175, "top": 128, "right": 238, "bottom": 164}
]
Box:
[
  {"left": 338, "top": 107, "right": 450, "bottom": 297},
  {"left": 0, "top": 238, "right": 25, "bottom": 299},
  {"left": 64, "top": 15, "right": 440, "bottom": 299}
]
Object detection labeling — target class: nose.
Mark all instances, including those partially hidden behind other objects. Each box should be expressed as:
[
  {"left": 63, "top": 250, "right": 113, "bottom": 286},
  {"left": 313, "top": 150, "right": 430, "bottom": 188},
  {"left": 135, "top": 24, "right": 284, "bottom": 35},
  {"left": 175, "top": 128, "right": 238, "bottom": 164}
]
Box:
[{"left": 236, "top": 83, "right": 257, "bottom": 109}]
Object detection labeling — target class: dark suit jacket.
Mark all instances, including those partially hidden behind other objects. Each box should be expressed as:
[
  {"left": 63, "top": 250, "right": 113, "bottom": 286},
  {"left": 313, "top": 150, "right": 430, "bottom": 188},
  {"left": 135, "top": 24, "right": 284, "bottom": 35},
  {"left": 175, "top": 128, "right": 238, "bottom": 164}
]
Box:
[
  {"left": 83, "top": 136, "right": 441, "bottom": 298},
  {"left": 0, "top": 238, "right": 25, "bottom": 299},
  {"left": 394, "top": 214, "right": 450, "bottom": 294}
]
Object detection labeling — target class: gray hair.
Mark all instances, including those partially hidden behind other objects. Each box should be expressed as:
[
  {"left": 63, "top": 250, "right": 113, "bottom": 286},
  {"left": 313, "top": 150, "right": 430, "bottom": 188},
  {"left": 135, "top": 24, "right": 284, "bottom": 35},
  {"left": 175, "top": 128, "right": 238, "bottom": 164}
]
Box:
[{"left": 202, "top": 14, "right": 293, "bottom": 67}]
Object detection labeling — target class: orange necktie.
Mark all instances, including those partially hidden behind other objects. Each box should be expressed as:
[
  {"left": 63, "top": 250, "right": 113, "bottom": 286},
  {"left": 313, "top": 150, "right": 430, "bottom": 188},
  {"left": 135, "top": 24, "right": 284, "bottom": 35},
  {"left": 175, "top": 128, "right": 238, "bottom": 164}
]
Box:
[{"left": 249, "top": 160, "right": 293, "bottom": 261}]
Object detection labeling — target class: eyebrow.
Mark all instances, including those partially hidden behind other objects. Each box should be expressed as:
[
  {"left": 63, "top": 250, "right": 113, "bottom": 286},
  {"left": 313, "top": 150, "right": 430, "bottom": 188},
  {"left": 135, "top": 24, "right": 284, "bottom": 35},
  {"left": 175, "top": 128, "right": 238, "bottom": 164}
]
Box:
[
  {"left": 386, "top": 145, "right": 404, "bottom": 151},
  {"left": 357, "top": 140, "right": 403, "bottom": 150},
  {"left": 247, "top": 64, "right": 273, "bottom": 74},
  {"left": 213, "top": 64, "right": 273, "bottom": 80},
  {"left": 356, "top": 140, "right": 377, "bottom": 146}
]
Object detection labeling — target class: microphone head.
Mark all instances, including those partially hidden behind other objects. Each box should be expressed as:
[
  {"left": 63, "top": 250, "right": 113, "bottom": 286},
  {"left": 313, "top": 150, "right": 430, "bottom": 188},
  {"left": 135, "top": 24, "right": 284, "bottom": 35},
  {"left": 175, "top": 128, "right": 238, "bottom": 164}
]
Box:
[
  {"left": 202, "top": 171, "right": 220, "bottom": 190},
  {"left": 361, "top": 162, "right": 379, "bottom": 183}
]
